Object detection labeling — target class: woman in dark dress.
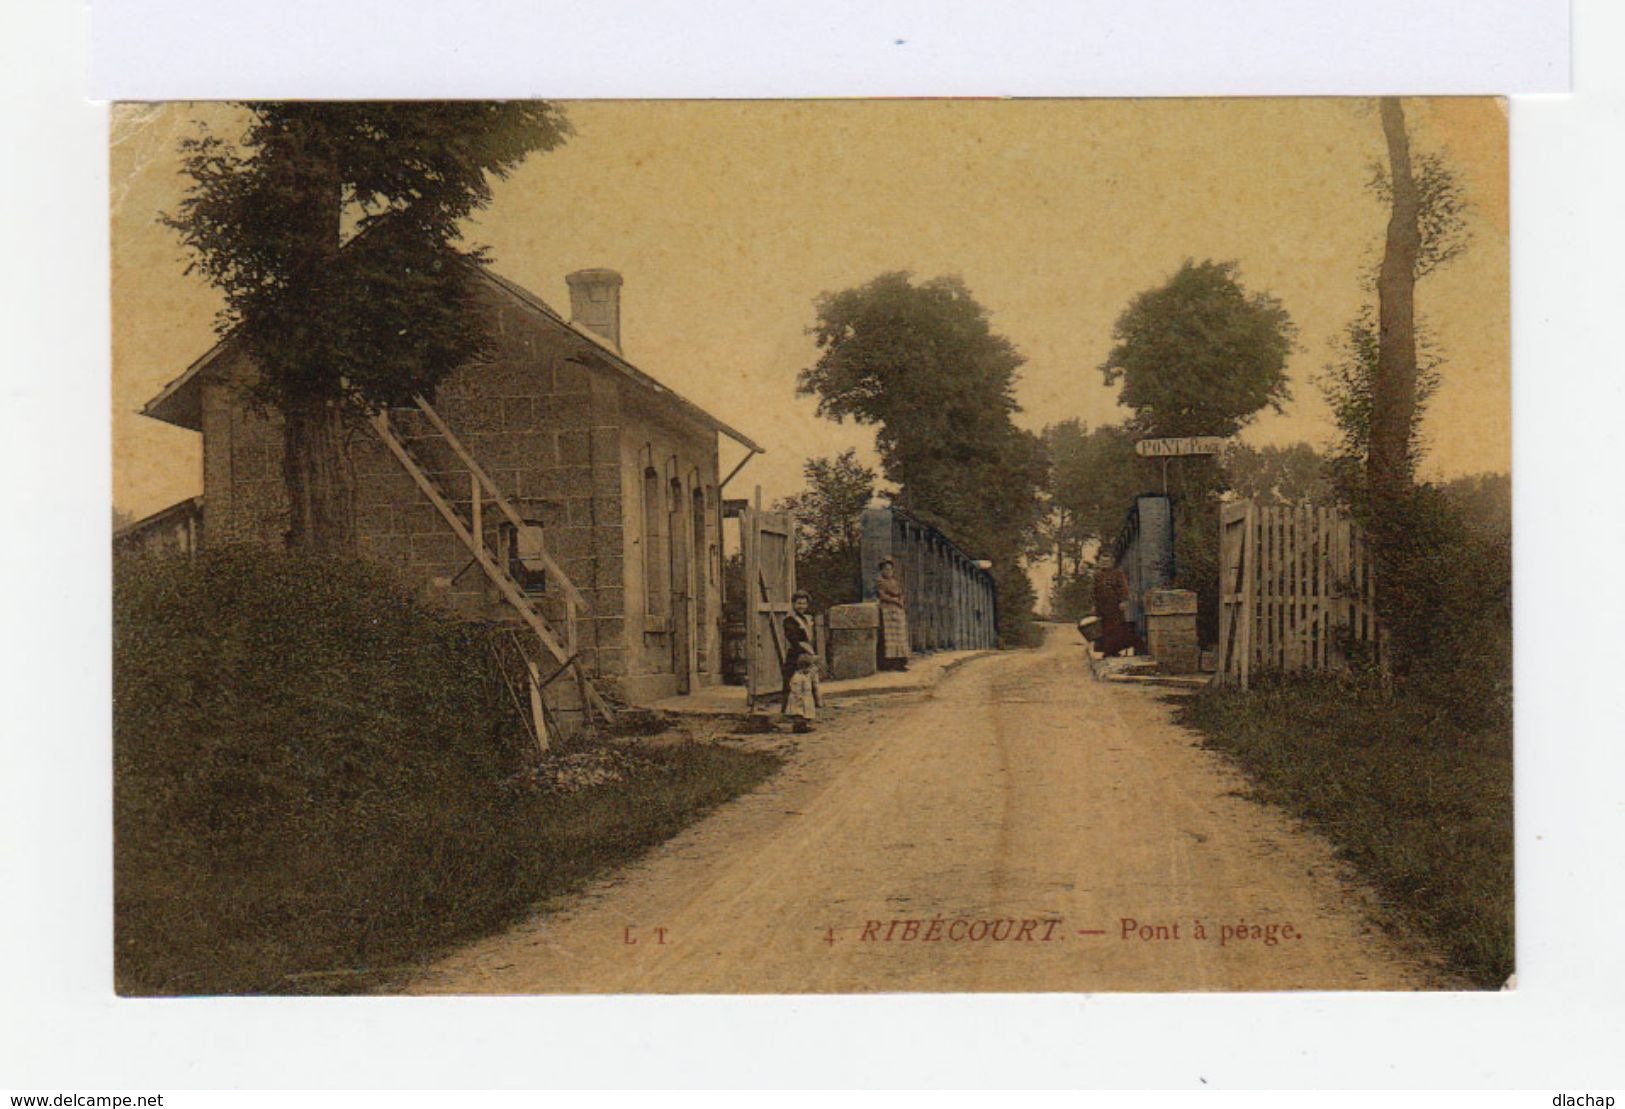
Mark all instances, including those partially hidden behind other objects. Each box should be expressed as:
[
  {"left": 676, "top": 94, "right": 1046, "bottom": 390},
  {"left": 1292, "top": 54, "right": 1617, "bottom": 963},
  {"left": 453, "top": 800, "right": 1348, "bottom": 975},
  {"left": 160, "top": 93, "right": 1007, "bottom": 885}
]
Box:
[
  {"left": 1092, "top": 554, "right": 1144, "bottom": 657},
  {"left": 782, "top": 590, "right": 822, "bottom": 732}
]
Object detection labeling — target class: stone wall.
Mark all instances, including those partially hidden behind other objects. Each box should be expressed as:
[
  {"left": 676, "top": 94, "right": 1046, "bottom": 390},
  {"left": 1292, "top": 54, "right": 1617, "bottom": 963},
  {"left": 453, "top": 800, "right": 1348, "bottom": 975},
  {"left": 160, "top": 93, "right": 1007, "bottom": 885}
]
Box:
[{"left": 196, "top": 285, "right": 726, "bottom": 705}]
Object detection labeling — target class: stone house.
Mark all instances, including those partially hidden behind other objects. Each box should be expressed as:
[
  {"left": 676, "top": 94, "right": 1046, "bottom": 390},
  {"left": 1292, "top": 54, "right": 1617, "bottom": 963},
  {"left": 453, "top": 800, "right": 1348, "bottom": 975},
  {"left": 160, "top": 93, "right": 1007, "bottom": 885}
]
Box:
[
  {"left": 114, "top": 495, "right": 204, "bottom": 560},
  {"left": 141, "top": 266, "right": 762, "bottom": 714}
]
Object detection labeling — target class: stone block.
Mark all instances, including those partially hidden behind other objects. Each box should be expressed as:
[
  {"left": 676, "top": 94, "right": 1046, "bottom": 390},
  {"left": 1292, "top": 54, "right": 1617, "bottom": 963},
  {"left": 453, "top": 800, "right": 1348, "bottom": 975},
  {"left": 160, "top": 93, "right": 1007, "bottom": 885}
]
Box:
[
  {"left": 591, "top": 586, "right": 625, "bottom": 618},
  {"left": 567, "top": 497, "right": 599, "bottom": 527},
  {"left": 557, "top": 430, "right": 591, "bottom": 466},
  {"left": 543, "top": 394, "right": 593, "bottom": 427},
  {"left": 594, "top": 552, "right": 625, "bottom": 584},
  {"left": 511, "top": 498, "right": 566, "bottom": 528},
  {"left": 452, "top": 400, "right": 504, "bottom": 435},
  {"left": 400, "top": 504, "right": 444, "bottom": 535},
  {"left": 590, "top": 427, "right": 621, "bottom": 460},
  {"left": 594, "top": 647, "right": 628, "bottom": 676},
  {"left": 501, "top": 397, "right": 536, "bottom": 430},
  {"left": 410, "top": 533, "right": 464, "bottom": 565},
  {"left": 593, "top": 616, "right": 626, "bottom": 651},
  {"left": 590, "top": 527, "right": 624, "bottom": 565},
  {"left": 1144, "top": 588, "right": 1198, "bottom": 616},
  {"left": 1142, "top": 590, "right": 1199, "bottom": 674},
  {"left": 548, "top": 466, "right": 594, "bottom": 500},
  {"left": 826, "top": 602, "right": 880, "bottom": 629},
  {"left": 512, "top": 467, "right": 551, "bottom": 500},
  {"left": 554, "top": 360, "right": 592, "bottom": 395},
  {"left": 826, "top": 621, "right": 879, "bottom": 681}
]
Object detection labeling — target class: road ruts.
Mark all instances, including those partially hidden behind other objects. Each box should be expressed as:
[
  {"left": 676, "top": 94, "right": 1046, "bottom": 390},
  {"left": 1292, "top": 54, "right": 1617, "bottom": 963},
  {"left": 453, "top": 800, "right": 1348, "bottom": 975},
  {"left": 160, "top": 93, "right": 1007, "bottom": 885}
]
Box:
[{"left": 406, "top": 625, "right": 1442, "bottom": 994}]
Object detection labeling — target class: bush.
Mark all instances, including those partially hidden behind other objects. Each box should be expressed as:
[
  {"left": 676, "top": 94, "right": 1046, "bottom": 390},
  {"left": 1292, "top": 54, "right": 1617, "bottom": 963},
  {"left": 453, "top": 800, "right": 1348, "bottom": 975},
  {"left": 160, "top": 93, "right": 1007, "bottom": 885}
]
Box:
[
  {"left": 114, "top": 547, "right": 780, "bottom": 994},
  {"left": 1368, "top": 481, "right": 1513, "bottom": 733},
  {"left": 1050, "top": 571, "right": 1095, "bottom": 622},
  {"left": 1181, "top": 675, "right": 1513, "bottom": 988},
  {"left": 1172, "top": 494, "right": 1221, "bottom": 645},
  {"left": 993, "top": 561, "right": 1045, "bottom": 648}
]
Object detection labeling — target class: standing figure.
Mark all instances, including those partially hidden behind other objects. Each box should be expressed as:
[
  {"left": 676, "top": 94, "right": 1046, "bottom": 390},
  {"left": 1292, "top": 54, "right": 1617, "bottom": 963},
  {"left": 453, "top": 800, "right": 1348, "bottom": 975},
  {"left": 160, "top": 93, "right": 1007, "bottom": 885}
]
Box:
[
  {"left": 1091, "top": 553, "right": 1144, "bottom": 658},
  {"left": 874, "top": 557, "right": 911, "bottom": 671},
  {"left": 782, "top": 590, "right": 823, "bottom": 733}
]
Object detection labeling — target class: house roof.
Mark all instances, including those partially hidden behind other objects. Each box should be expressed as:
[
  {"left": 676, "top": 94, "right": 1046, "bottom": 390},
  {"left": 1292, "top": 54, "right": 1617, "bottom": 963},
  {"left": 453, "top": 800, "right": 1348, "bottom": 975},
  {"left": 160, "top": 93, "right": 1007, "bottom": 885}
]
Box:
[
  {"left": 139, "top": 267, "right": 763, "bottom": 454},
  {"left": 114, "top": 495, "right": 204, "bottom": 541}
]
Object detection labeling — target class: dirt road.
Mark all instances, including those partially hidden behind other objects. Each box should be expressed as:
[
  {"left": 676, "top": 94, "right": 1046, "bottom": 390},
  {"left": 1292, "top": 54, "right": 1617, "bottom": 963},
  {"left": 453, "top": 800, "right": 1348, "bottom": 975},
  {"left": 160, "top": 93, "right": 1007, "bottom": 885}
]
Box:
[{"left": 407, "top": 625, "right": 1443, "bottom": 993}]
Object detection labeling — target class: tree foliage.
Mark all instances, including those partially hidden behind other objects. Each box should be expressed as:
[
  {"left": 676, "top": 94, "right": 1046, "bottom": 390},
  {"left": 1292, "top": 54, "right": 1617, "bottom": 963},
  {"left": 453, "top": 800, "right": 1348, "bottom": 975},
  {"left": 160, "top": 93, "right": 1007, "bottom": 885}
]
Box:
[
  {"left": 775, "top": 449, "right": 878, "bottom": 613},
  {"left": 1318, "top": 305, "right": 1444, "bottom": 496},
  {"left": 1100, "top": 260, "right": 1297, "bottom": 438},
  {"left": 1042, "top": 421, "right": 1151, "bottom": 553},
  {"left": 1221, "top": 443, "right": 1336, "bottom": 506},
  {"left": 798, "top": 272, "right": 1047, "bottom": 644},
  {"left": 1039, "top": 420, "right": 1164, "bottom": 620},
  {"left": 1368, "top": 150, "right": 1472, "bottom": 280},
  {"left": 165, "top": 102, "right": 572, "bottom": 552}
]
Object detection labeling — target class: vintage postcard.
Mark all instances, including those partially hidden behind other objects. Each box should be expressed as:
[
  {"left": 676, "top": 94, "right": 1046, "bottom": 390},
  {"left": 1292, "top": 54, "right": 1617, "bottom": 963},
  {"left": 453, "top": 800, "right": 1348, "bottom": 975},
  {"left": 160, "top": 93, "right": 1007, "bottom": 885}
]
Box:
[{"left": 110, "top": 97, "right": 1510, "bottom": 996}]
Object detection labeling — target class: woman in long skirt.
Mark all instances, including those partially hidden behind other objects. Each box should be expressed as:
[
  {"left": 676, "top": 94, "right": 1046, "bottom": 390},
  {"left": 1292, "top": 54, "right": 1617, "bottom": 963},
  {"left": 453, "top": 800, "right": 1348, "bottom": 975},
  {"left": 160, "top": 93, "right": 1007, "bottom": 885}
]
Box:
[{"left": 875, "top": 557, "right": 911, "bottom": 671}]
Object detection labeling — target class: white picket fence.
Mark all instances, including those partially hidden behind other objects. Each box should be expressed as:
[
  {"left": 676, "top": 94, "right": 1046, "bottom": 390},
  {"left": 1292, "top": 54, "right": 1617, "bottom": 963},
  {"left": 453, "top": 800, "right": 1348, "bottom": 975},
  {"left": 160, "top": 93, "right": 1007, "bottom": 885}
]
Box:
[{"left": 1215, "top": 500, "right": 1383, "bottom": 689}]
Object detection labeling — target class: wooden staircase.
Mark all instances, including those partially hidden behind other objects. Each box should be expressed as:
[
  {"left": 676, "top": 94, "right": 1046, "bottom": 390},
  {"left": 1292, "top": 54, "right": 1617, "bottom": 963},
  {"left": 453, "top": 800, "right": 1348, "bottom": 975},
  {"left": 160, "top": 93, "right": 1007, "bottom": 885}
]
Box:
[{"left": 369, "top": 393, "right": 615, "bottom": 749}]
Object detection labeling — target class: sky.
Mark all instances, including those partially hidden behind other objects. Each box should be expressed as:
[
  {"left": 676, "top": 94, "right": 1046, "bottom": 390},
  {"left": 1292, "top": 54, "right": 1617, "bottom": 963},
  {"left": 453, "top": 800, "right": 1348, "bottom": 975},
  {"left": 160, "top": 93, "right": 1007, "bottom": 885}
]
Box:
[{"left": 111, "top": 98, "right": 1508, "bottom": 521}]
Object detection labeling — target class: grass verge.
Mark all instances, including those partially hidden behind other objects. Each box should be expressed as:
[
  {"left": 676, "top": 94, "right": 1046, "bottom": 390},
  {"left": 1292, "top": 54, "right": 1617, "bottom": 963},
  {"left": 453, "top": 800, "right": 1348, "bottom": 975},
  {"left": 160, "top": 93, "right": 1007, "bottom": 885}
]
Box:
[
  {"left": 115, "top": 548, "right": 781, "bottom": 995},
  {"left": 1176, "top": 677, "right": 1513, "bottom": 989}
]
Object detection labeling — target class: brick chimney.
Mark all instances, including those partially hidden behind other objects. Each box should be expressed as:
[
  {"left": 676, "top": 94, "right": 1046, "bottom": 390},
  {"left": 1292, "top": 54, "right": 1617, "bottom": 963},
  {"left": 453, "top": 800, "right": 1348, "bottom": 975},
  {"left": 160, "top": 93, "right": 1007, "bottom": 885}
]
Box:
[{"left": 565, "top": 268, "right": 623, "bottom": 353}]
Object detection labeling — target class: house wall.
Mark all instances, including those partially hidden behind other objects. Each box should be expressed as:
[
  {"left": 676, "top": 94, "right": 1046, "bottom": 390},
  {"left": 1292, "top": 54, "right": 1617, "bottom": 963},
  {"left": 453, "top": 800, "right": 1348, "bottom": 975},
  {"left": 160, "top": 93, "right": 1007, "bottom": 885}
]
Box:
[
  {"left": 616, "top": 385, "right": 725, "bottom": 704},
  {"left": 200, "top": 352, "right": 290, "bottom": 548},
  {"left": 196, "top": 285, "right": 724, "bottom": 706},
  {"left": 113, "top": 496, "right": 204, "bottom": 560}
]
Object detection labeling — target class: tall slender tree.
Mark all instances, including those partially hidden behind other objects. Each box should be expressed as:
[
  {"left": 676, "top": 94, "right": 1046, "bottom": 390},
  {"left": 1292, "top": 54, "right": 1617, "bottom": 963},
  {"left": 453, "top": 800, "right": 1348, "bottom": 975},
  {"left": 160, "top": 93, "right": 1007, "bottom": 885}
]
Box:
[
  {"left": 166, "top": 102, "right": 571, "bottom": 553},
  {"left": 1368, "top": 98, "right": 1424, "bottom": 505}
]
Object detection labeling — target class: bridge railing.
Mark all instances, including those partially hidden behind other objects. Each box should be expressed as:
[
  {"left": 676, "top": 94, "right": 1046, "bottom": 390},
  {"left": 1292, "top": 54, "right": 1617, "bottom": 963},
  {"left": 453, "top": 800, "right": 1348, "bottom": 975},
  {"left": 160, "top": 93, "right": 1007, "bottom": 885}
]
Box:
[{"left": 859, "top": 506, "right": 998, "bottom": 651}]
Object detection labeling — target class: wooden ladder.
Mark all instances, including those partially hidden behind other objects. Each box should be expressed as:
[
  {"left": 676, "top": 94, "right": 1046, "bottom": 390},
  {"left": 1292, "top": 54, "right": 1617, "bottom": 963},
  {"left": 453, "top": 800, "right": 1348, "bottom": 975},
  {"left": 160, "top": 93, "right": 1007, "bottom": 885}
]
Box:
[{"left": 369, "top": 394, "right": 615, "bottom": 748}]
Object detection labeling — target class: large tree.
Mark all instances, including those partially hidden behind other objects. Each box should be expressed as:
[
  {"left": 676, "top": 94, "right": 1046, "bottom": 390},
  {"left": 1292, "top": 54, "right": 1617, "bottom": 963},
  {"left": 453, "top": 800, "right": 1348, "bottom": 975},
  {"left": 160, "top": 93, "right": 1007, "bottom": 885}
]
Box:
[
  {"left": 1320, "top": 99, "right": 1472, "bottom": 676},
  {"left": 1100, "top": 259, "right": 1296, "bottom": 439},
  {"left": 1097, "top": 261, "right": 1296, "bottom": 645},
  {"left": 166, "top": 102, "right": 571, "bottom": 554},
  {"left": 775, "top": 449, "right": 878, "bottom": 613},
  {"left": 798, "top": 272, "right": 1047, "bottom": 644}
]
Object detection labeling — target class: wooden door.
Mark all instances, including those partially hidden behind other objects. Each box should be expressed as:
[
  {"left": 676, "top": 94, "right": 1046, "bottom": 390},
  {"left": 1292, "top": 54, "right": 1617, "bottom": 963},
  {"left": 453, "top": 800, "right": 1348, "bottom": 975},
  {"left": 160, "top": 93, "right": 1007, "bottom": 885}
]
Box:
[
  {"left": 668, "top": 476, "right": 695, "bottom": 695},
  {"left": 741, "top": 487, "right": 797, "bottom": 710}
]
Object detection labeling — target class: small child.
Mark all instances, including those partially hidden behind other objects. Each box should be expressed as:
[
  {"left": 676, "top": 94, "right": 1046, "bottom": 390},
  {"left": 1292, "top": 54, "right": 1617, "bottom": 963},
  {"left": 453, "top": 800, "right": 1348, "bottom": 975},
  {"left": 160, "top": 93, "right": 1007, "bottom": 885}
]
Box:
[{"left": 784, "top": 651, "right": 823, "bottom": 733}]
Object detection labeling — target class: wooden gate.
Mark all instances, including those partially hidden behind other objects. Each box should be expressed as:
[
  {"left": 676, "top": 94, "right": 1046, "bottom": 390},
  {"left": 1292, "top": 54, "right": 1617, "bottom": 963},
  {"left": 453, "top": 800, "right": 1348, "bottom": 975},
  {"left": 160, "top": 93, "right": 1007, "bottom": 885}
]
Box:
[
  {"left": 1216, "top": 500, "right": 1382, "bottom": 689},
  {"left": 740, "top": 488, "right": 798, "bottom": 710}
]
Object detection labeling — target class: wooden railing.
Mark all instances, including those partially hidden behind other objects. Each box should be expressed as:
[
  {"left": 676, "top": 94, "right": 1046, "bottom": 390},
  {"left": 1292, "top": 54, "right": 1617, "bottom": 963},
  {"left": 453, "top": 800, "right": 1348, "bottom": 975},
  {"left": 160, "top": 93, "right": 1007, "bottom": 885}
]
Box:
[{"left": 369, "top": 397, "right": 613, "bottom": 744}]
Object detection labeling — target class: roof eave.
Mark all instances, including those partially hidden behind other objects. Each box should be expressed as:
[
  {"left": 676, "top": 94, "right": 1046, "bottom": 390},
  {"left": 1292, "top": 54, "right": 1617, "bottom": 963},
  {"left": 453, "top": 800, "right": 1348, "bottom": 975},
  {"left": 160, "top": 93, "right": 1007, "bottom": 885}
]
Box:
[{"left": 138, "top": 340, "right": 230, "bottom": 432}]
